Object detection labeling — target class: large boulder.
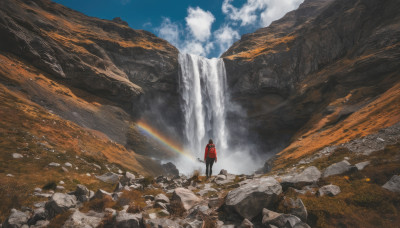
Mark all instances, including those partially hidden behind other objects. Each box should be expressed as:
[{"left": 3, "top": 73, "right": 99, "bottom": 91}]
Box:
[
  {"left": 45, "top": 193, "right": 77, "bottom": 218},
  {"left": 382, "top": 175, "right": 400, "bottom": 193},
  {"left": 115, "top": 211, "right": 143, "bottom": 228},
  {"left": 262, "top": 208, "right": 310, "bottom": 228},
  {"left": 2, "top": 209, "right": 30, "bottom": 228},
  {"left": 318, "top": 184, "right": 341, "bottom": 196},
  {"left": 95, "top": 172, "right": 120, "bottom": 184},
  {"left": 162, "top": 162, "right": 180, "bottom": 178},
  {"left": 172, "top": 188, "right": 201, "bottom": 210},
  {"left": 322, "top": 160, "right": 352, "bottom": 178},
  {"left": 62, "top": 210, "right": 104, "bottom": 228},
  {"left": 224, "top": 177, "right": 282, "bottom": 220},
  {"left": 281, "top": 166, "right": 321, "bottom": 189}
]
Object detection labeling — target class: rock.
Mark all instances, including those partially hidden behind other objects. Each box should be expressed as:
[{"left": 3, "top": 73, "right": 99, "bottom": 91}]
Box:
[
  {"left": 33, "top": 202, "right": 46, "bottom": 208},
  {"left": 281, "top": 166, "right": 321, "bottom": 189},
  {"left": 162, "top": 162, "right": 179, "bottom": 178},
  {"left": 224, "top": 177, "right": 282, "bottom": 220},
  {"left": 171, "top": 188, "right": 201, "bottom": 210},
  {"left": 45, "top": 193, "right": 77, "bottom": 218},
  {"left": 6, "top": 174, "right": 14, "bottom": 177},
  {"left": 187, "top": 205, "right": 210, "bottom": 220},
  {"left": 34, "top": 188, "right": 42, "bottom": 193},
  {"left": 318, "top": 184, "right": 341, "bottom": 196},
  {"left": 12, "top": 153, "right": 23, "bottom": 159},
  {"left": 239, "top": 218, "right": 254, "bottom": 228},
  {"left": 3, "top": 209, "right": 29, "bottom": 228},
  {"left": 158, "top": 210, "right": 170, "bottom": 217},
  {"left": 283, "top": 198, "right": 307, "bottom": 222},
  {"left": 59, "top": 181, "right": 65, "bottom": 185},
  {"left": 28, "top": 207, "right": 48, "bottom": 225},
  {"left": 355, "top": 161, "right": 370, "bottom": 171},
  {"left": 73, "top": 185, "right": 90, "bottom": 202},
  {"left": 48, "top": 162, "right": 60, "bottom": 167},
  {"left": 382, "top": 175, "right": 400, "bottom": 193},
  {"left": 62, "top": 167, "right": 69, "bottom": 173},
  {"left": 144, "top": 218, "right": 180, "bottom": 228},
  {"left": 154, "top": 202, "right": 168, "bottom": 210},
  {"left": 96, "top": 172, "right": 119, "bottom": 184},
  {"left": 322, "top": 160, "right": 352, "bottom": 178},
  {"left": 64, "top": 162, "right": 72, "bottom": 167},
  {"left": 149, "top": 213, "right": 157, "bottom": 219},
  {"left": 115, "top": 211, "right": 142, "bottom": 228},
  {"left": 30, "top": 220, "right": 49, "bottom": 228},
  {"left": 92, "top": 189, "right": 113, "bottom": 201},
  {"left": 62, "top": 209, "right": 104, "bottom": 228},
  {"left": 198, "top": 187, "right": 217, "bottom": 197},
  {"left": 262, "top": 208, "right": 309, "bottom": 228},
  {"left": 216, "top": 175, "right": 227, "bottom": 180},
  {"left": 56, "top": 186, "right": 65, "bottom": 191},
  {"left": 126, "top": 172, "right": 136, "bottom": 180},
  {"left": 219, "top": 169, "right": 228, "bottom": 175},
  {"left": 154, "top": 194, "right": 170, "bottom": 204},
  {"left": 208, "top": 198, "right": 222, "bottom": 208}
]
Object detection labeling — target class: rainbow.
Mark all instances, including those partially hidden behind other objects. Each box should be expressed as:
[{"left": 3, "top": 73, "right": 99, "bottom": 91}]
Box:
[{"left": 136, "top": 121, "right": 195, "bottom": 161}]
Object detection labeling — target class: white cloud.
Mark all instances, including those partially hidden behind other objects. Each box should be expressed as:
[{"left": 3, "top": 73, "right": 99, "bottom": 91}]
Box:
[
  {"left": 181, "top": 41, "right": 208, "bottom": 56},
  {"left": 156, "top": 18, "right": 180, "bottom": 47},
  {"left": 222, "top": 0, "right": 303, "bottom": 27},
  {"left": 185, "top": 7, "right": 215, "bottom": 42},
  {"left": 214, "top": 25, "right": 240, "bottom": 56}
]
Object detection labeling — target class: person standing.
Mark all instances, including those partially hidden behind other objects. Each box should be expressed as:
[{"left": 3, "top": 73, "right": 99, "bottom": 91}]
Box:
[{"left": 204, "top": 139, "right": 217, "bottom": 178}]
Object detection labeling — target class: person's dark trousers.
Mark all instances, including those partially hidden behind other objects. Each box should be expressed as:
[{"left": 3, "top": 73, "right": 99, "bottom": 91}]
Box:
[{"left": 206, "top": 158, "right": 215, "bottom": 177}]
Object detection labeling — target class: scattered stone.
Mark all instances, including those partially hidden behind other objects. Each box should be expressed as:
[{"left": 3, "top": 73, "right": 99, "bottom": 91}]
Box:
[
  {"left": 239, "top": 218, "right": 254, "bottom": 228},
  {"left": 6, "top": 174, "right": 14, "bottom": 177},
  {"left": 63, "top": 210, "right": 104, "bottom": 228},
  {"left": 283, "top": 198, "right": 307, "bottom": 222},
  {"left": 144, "top": 218, "right": 180, "bottom": 228},
  {"left": 162, "top": 162, "right": 179, "bottom": 178},
  {"left": 28, "top": 208, "right": 48, "bottom": 226},
  {"left": 115, "top": 211, "right": 142, "bottom": 228},
  {"left": 172, "top": 188, "right": 201, "bottom": 210},
  {"left": 281, "top": 166, "right": 321, "bottom": 189},
  {"left": 56, "top": 186, "right": 65, "bottom": 191},
  {"left": 12, "top": 153, "right": 23, "bottom": 159},
  {"left": 34, "top": 188, "right": 42, "bottom": 193},
  {"left": 322, "top": 160, "right": 352, "bottom": 178},
  {"left": 219, "top": 169, "right": 228, "bottom": 176},
  {"left": 158, "top": 210, "right": 170, "bottom": 217},
  {"left": 149, "top": 213, "right": 157, "bottom": 219},
  {"left": 318, "top": 184, "right": 341, "bottom": 196},
  {"left": 3, "top": 209, "right": 30, "bottom": 228},
  {"left": 92, "top": 189, "right": 113, "bottom": 200},
  {"left": 262, "top": 208, "right": 309, "bottom": 228},
  {"left": 198, "top": 187, "right": 218, "bottom": 197},
  {"left": 154, "top": 202, "right": 168, "bottom": 210},
  {"left": 73, "top": 184, "right": 90, "bottom": 202},
  {"left": 62, "top": 167, "right": 69, "bottom": 173},
  {"left": 216, "top": 175, "right": 227, "bottom": 180},
  {"left": 224, "top": 177, "right": 282, "bottom": 220},
  {"left": 45, "top": 193, "right": 77, "bottom": 218},
  {"left": 48, "top": 162, "right": 60, "bottom": 167},
  {"left": 126, "top": 172, "right": 135, "bottom": 180},
  {"left": 30, "top": 220, "right": 49, "bottom": 228},
  {"left": 118, "top": 169, "right": 123, "bottom": 174},
  {"left": 155, "top": 194, "right": 170, "bottom": 204},
  {"left": 59, "top": 181, "right": 65, "bottom": 185},
  {"left": 96, "top": 172, "right": 119, "bottom": 184},
  {"left": 355, "top": 161, "right": 370, "bottom": 171},
  {"left": 382, "top": 175, "right": 400, "bottom": 193},
  {"left": 33, "top": 202, "right": 46, "bottom": 208},
  {"left": 143, "top": 195, "right": 155, "bottom": 201},
  {"left": 86, "top": 173, "right": 91, "bottom": 177},
  {"left": 64, "top": 162, "right": 72, "bottom": 167},
  {"left": 208, "top": 198, "right": 222, "bottom": 208},
  {"left": 93, "top": 164, "right": 101, "bottom": 170}
]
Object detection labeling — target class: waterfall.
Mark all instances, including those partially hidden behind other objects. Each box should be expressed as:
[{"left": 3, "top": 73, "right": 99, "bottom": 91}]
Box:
[{"left": 178, "top": 53, "right": 228, "bottom": 159}]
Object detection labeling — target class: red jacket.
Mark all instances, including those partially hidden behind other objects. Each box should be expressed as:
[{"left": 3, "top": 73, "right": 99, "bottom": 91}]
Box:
[{"left": 204, "top": 144, "right": 217, "bottom": 160}]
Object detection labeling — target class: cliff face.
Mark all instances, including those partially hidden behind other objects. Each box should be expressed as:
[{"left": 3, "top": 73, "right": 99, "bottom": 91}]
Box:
[
  {"left": 0, "top": 0, "right": 182, "bottom": 156},
  {"left": 222, "top": 0, "right": 400, "bottom": 154}
]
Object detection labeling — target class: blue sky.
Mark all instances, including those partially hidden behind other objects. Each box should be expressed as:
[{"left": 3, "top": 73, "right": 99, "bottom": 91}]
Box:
[{"left": 53, "top": 0, "right": 303, "bottom": 58}]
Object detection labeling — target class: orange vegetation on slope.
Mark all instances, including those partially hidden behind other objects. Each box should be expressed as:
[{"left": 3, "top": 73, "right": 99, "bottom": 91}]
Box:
[
  {"left": 276, "top": 80, "right": 400, "bottom": 162},
  {"left": 21, "top": 3, "right": 168, "bottom": 52},
  {"left": 225, "top": 35, "right": 296, "bottom": 61},
  {"left": 0, "top": 54, "right": 153, "bottom": 176}
]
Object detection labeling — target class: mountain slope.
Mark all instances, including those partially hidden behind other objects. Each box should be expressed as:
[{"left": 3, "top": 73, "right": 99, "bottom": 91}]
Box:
[{"left": 222, "top": 0, "right": 400, "bottom": 158}]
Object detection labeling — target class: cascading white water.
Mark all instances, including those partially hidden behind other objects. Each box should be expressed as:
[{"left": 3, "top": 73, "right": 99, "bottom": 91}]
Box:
[{"left": 178, "top": 53, "right": 228, "bottom": 159}]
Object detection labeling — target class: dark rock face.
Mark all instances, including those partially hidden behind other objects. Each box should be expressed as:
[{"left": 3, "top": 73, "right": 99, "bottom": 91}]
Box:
[
  {"left": 0, "top": 0, "right": 182, "bottom": 152},
  {"left": 222, "top": 0, "right": 400, "bottom": 153}
]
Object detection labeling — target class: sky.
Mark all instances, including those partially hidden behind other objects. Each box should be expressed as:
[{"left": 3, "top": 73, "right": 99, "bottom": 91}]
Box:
[{"left": 53, "top": 0, "right": 304, "bottom": 58}]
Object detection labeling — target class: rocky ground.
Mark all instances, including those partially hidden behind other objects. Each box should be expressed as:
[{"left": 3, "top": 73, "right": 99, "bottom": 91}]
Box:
[{"left": 2, "top": 125, "right": 399, "bottom": 228}]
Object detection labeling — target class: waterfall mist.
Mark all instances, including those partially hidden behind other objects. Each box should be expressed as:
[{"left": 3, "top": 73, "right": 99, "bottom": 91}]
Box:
[{"left": 175, "top": 53, "right": 263, "bottom": 175}]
